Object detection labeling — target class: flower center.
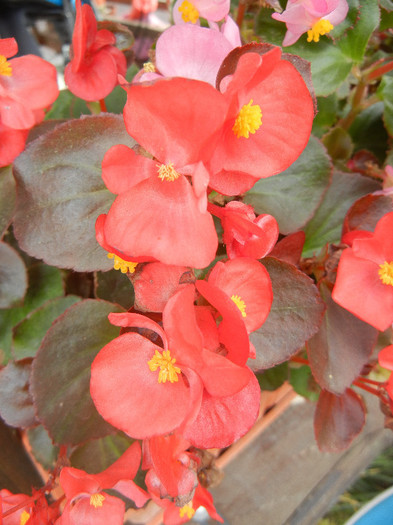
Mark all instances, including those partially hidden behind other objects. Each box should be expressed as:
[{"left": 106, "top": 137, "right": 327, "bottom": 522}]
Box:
[
  {"left": 20, "top": 511, "right": 31, "bottom": 525},
  {"left": 90, "top": 493, "right": 105, "bottom": 508},
  {"left": 379, "top": 261, "right": 393, "bottom": 286},
  {"left": 232, "top": 100, "right": 262, "bottom": 139},
  {"left": 157, "top": 162, "right": 181, "bottom": 182},
  {"left": 107, "top": 253, "right": 137, "bottom": 274},
  {"left": 143, "top": 62, "right": 156, "bottom": 73},
  {"left": 178, "top": 0, "right": 199, "bottom": 23},
  {"left": 231, "top": 294, "right": 247, "bottom": 318},
  {"left": 307, "top": 19, "right": 334, "bottom": 42},
  {"left": 148, "top": 349, "right": 181, "bottom": 383},
  {"left": 179, "top": 502, "right": 195, "bottom": 519},
  {"left": 0, "top": 55, "right": 12, "bottom": 76}
]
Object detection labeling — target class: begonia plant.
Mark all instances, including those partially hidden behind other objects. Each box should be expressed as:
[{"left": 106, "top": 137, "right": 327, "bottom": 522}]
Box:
[{"left": 1, "top": 0, "right": 393, "bottom": 523}]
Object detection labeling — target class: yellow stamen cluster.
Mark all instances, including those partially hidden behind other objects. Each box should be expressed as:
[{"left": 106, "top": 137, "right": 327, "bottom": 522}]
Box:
[
  {"left": 0, "top": 55, "right": 12, "bottom": 76},
  {"left": 231, "top": 294, "right": 247, "bottom": 318},
  {"left": 148, "top": 349, "right": 181, "bottom": 383},
  {"left": 178, "top": 0, "right": 199, "bottom": 23},
  {"left": 158, "top": 162, "right": 181, "bottom": 182},
  {"left": 90, "top": 493, "right": 105, "bottom": 508},
  {"left": 179, "top": 502, "right": 195, "bottom": 519},
  {"left": 378, "top": 261, "right": 393, "bottom": 286},
  {"left": 232, "top": 100, "right": 262, "bottom": 139},
  {"left": 107, "top": 253, "right": 137, "bottom": 274},
  {"left": 20, "top": 511, "right": 31, "bottom": 525},
  {"left": 307, "top": 19, "right": 334, "bottom": 42},
  {"left": 143, "top": 62, "right": 156, "bottom": 73}
]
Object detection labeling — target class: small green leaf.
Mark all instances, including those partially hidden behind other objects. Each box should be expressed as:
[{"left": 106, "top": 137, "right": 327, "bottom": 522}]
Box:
[
  {"left": 31, "top": 299, "right": 124, "bottom": 445},
  {"left": 349, "top": 102, "right": 389, "bottom": 163},
  {"left": 95, "top": 270, "right": 135, "bottom": 310},
  {"left": 378, "top": 76, "right": 393, "bottom": 137},
  {"left": 12, "top": 295, "right": 81, "bottom": 360},
  {"left": 0, "top": 419, "right": 43, "bottom": 494},
  {"left": 0, "top": 242, "right": 27, "bottom": 309},
  {"left": 312, "top": 94, "right": 339, "bottom": 137},
  {"left": 0, "top": 263, "right": 64, "bottom": 363},
  {"left": 70, "top": 433, "right": 134, "bottom": 473},
  {"left": 244, "top": 135, "right": 332, "bottom": 234},
  {"left": 322, "top": 126, "right": 354, "bottom": 162},
  {"left": 337, "top": 0, "right": 380, "bottom": 63},
  {"left": 0, "top": 166, "right": 16, "bottom": 239},
  {"left": 26, "top": 426, "right": 59, "bottom": 471},
  {"left": 289, "top": 365, "right": 320, "bottom": 402},
  {"left": 0, "top": 360, "right": 37, "bottom": 428},
  {"left": 256, "top": 362, "right": 288, "bottom": 391},
  {"left": 249, "top": 257, "right": 325, "bottom": 371},
  {"left": 45, "top": 90, "right": 90, "bottom": 120},
  {"left": 13, "top": 115, "right": 135, "bottom": 272},
  {"left": 302, "top": 170, "right": 381, "bottom": 257}
]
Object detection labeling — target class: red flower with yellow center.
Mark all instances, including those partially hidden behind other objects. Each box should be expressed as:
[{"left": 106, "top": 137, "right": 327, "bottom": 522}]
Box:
[{"left": 332, "top": 211, "right": 393, "bottom": 331}]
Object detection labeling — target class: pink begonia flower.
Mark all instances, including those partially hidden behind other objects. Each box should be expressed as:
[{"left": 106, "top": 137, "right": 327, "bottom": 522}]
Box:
[
  {"left": 136, "top": 22, "right": 239, "bottom": 86},
  {"left": 272, "top": 0, "right": 349, "bottom": 47},
  {"left": 173, "top": 0, "right": 230, "bottom": 25}
]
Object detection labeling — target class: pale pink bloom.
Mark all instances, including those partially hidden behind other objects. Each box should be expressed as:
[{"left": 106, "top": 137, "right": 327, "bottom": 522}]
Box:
[
  {"left": 172, "top": 0, "right": 230, "bottom": 25},
  {"left": 272, "top": 0, "right": 348, "bottom": 46},
  {"left": 136, "top": 23, "right": 237, "bottom": 86}
]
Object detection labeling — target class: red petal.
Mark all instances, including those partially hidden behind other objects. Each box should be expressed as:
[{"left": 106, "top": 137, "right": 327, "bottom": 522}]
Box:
[
  {"left": 183, "top": 370, "right": 260, "bottom": 449},
  {"left": 123, "top": 77, "right": 227, "bottom": 168},
  {"left": 90, "top": 333, "right": 194, "bottom": 438},
  {"left": 103, "top": 176, "right": 218, "bottom": 268}
]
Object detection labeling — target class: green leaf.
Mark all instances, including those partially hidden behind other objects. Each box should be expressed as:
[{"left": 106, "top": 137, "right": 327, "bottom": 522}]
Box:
[
  {"left": 378, "top": 76, "right": 393, "bottom": 137},
  {"left": 307, "top": 281, "right": 378, "bottom": 395},
  {"left": 70, "top": 433, "right": 134, "bottom": 474},
  {"left": 0, "top": 166, "right": 16, "bottom": 239},
  {"left": 31, "top": 299, "right": 124, "bottom": 445},
  {"left": 13, "top": 114, "right": 135, "bottom": 272},
  {"left": 302, "top": 170, "right": 381, "bottom": 257},
  {"left": 0, "top": 418, "right": 43, "bottom": 494},
  {"left": 312, "top": 94, "right": 339, "bottom": 138},
  {"left": 286, "top": 40, "right": 353, "bottom": 97},
  {"left": 244, "top": 135, "right": 332, "bottom": 234},
  {"left": 256, "top": 362, "right": 288, "bottom": 391},
  {"left": 0, "top": 242, "right": 27, "bottom": 309},
  {"left": 289, "top": 365, "right": 320, "bottom": 402},
  {"left": 95, "top": 270, "right": 135, "bottom": 310},
  {"left": 322, "top": 126, "right": 354, "bottom": 162},
  {"left": 0, "top": 263, "right": 64, "bottom": 363},
  {"left": 0, "top": 360, "right": 37, "bottom": 428},
  {"left": 349, "top": 102, "right": 389, "bottom": 163},
  {"left": 26, "top": 425, "right": 59, "bottom": 471},
  {"left": 12, "top": 295, "right": 81, "bottom": 360},
  {"left": 254, "top": 6, "right": 287, "bottom": 46},
  {"left": 249, "top": 257, "right": 325, "bottom": 371},
  {"left": 337, "top": 0, "right": 380, "bottom": 62},
  {"left": 45, "top": 90, "right": 90, "bottom": 120}
]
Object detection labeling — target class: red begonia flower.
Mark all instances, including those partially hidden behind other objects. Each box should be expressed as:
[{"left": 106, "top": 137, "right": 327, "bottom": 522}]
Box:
[
  {"left": 144, "top": 434, "right": 198, "bottom": 501},
  {"left": 91, "top": 286, "right": 251, "bottom": 439},
  {"left": 58, "top": 442, "right": 148, "bottom": 525},
  {"left": 64, "top": 0, "right": 126, "bottom": 101},
  {"left": 208, "top": 48, "right": 314, "bottom": 195},
  {"left": 0, "top": 37, "right": 58, "bottom": 133},
  {"left": 209, "top": 201, "right": 279, "bottom": 259},
  {"left": 207, "top": 257, "right": 273, "bottom": 333},
  {"left": 98, "top": 87, "right": 225, "bottom": 267},
  {"left": 0, "top": 489, "right": 32, "bottom": 525},
  {"left": 332, "top": 211, "right": 393, "bottom": 331}
]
